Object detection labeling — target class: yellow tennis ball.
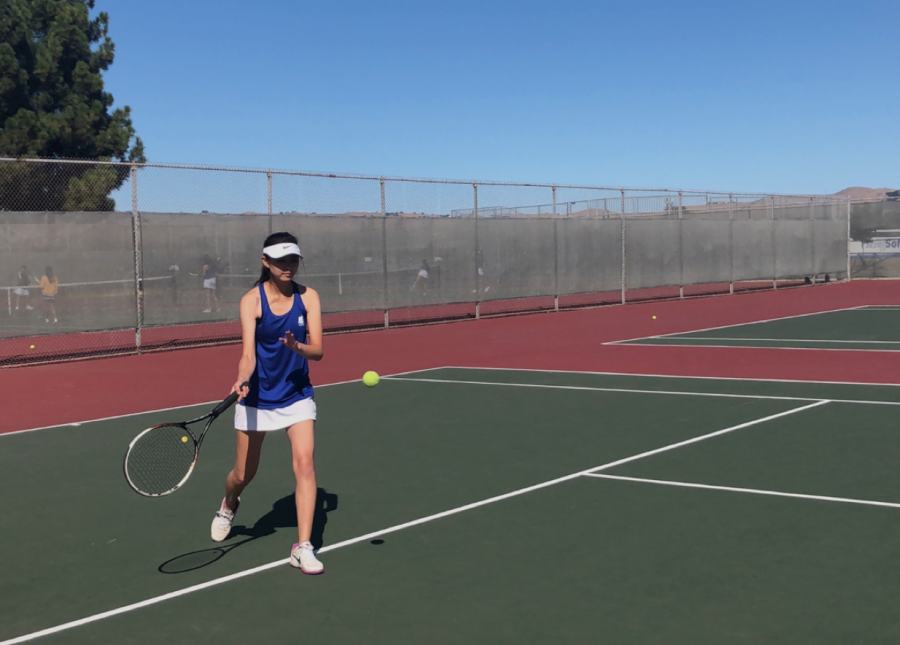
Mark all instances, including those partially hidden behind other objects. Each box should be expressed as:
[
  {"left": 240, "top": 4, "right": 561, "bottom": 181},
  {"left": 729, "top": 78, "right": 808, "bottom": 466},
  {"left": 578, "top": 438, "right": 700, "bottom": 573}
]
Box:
[
  {"left": 29, "top": 344, "right": 35, "bottom": 349},
  {"left": 362, "top": 371, "right": 380, "bottom": 387},
  {"left": 652, "top": 316, "right": 657, "bottom": 319},
  {"left": 181, "top": 436, "right": 188, "bottom": 443}
]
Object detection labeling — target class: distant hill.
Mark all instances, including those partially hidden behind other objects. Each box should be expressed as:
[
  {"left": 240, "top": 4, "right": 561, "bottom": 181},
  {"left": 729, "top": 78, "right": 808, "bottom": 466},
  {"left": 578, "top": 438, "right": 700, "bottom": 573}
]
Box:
[{"left": 832, "top": 187, "right": 897, "bottom": 201}]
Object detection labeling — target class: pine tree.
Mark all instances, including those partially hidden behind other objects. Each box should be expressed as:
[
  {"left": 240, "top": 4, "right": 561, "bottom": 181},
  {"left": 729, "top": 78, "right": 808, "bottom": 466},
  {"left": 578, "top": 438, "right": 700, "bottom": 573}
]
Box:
[{"left": 0, "top": 0, "right": 144, "bottom": 210}]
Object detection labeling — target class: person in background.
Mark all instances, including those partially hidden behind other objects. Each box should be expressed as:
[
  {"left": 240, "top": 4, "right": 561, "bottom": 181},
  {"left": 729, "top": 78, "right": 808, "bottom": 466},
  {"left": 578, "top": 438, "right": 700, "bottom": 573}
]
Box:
[
  {"left": 472, "top": 249, "right": 490, "bottom": 293},
  {"left": 14, "top": 264, "right": 34, "bottom": 311},
  {"left": 202, "top": 254, "right": 220, "bottom": 313},
  {"left": 409, "top": 259, "right": 430, "bottom": 295},
  {"left": 40, "top": 266, "right": 58, "bottom": 323},
  {"left": 169, "top": 264, "right": 180, "bottom": 303},
  {"left": 216, "top": 257, "right": 229, "bottom": 300}
]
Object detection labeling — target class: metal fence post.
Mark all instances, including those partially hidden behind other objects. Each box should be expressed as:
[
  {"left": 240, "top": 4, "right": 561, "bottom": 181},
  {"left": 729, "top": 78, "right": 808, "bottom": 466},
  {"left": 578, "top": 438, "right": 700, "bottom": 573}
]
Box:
[
  {"left": 267, "top": 171, "right": 273, "bottom": 235},
  {"left": 620, "top": 189, "right": 626, "bottom": 304},
  {"left": 847, "top": 197, "right": 852, "bottom": 281},
  {"left": 810, "top": 199, "right": 816, "bottom": 282},
  {"left": 678, "top": 190, "right": 684, "bottom": 299},
  {"left": 552, "top": 186, "right": 559, "bottom": 311},
  {"left": 130, "top": 164, "right": 144, "bottom": 353},
  {"left": 729, "top": 192, "right": 734, "bottom": 294},
  {"left": 381, "top": 178, "right": 389, "bottom": 328},
  {"left": 474, "top": 182, "right": 480, "bottom": 319},
  {"left": 769, "top": 195, "right": 778, "bottom": 289}
]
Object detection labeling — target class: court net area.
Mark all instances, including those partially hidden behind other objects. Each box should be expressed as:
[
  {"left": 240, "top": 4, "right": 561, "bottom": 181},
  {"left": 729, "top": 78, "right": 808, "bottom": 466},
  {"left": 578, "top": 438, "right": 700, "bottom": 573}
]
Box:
[{"left": 3, "top": 367, "right": 900, "bottom": 644}]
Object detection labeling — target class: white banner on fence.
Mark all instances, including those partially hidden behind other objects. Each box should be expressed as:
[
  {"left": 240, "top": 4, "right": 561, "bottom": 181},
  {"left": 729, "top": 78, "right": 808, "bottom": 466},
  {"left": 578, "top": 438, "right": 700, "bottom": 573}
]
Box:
[{"left": 849, "top": 238, "right": 900, "bottom": 255}]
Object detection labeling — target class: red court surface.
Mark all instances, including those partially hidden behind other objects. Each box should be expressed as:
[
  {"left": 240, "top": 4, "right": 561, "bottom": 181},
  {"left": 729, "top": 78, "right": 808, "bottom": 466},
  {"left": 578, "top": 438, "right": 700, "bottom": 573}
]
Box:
[{"left": 2, "top": 280, "right": 899, "bottom": 434}]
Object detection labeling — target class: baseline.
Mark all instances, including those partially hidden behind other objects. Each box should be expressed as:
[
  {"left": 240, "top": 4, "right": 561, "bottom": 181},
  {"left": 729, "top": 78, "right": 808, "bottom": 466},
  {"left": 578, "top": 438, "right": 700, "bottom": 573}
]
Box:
[
  {"left": 585, "top": 473, "right": 900, "bottom": 510},
  {"left": 0, "top": 401, "right": 827, "bottom": 644},
  {"left": 644, "top": 337, "right": 900, "bottom": 345},
  {"left": 614, "top": 341, "right": 900, "bottom": 354}
]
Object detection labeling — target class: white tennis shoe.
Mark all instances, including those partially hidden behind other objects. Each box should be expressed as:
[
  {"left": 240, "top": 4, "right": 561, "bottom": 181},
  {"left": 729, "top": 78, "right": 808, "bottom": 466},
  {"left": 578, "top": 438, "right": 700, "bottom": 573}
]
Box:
[
  {"left": 290, "top": 541, "right": 324, "bottom": 575},
  {"left": 210, "top": 497, "right": 239, "bottom": 542}
]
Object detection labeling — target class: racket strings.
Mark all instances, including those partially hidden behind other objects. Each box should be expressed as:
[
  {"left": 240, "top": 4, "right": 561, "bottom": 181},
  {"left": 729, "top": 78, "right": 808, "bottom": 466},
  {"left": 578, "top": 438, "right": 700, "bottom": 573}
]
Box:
[{"left": 126, "top": 424, "right": 196, "bottom": 496}]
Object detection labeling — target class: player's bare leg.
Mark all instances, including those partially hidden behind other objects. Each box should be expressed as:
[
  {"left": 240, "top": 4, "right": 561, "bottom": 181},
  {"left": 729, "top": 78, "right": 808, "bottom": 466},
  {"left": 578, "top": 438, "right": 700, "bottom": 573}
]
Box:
[
  {"left": 212, "top": 430, "right": 265, "bottom": 541},
  {"left": 287, "top": 419, "right": 323, "bottom": 574}
]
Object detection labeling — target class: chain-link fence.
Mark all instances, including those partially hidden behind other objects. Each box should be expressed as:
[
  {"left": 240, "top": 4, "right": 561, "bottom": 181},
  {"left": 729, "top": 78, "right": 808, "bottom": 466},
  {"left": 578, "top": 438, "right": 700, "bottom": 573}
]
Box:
[
  {"left": 848, "top": 196, "right": 900, "bottom": 278},
  {"left": 0, "top": 158, "right": 854, "bottom": 366}
]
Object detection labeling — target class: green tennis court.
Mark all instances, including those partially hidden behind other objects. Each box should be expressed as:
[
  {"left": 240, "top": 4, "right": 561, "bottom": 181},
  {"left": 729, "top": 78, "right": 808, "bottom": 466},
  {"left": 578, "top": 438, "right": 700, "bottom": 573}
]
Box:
[
  {"left": 613, "top": 305, "right": 900, "bottom": 351},
  {"left": 4, "top": 367, "right": 900, "bottom": 644}
]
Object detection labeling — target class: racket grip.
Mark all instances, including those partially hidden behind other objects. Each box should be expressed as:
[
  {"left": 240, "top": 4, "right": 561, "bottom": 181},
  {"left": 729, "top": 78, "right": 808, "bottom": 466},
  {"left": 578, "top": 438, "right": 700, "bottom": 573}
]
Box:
[
  {"left": 212, "top": 393, "right": 238, "bottom": 418},
  {"left": 212, "top": 382, "right": 249, "bottom": 418}
]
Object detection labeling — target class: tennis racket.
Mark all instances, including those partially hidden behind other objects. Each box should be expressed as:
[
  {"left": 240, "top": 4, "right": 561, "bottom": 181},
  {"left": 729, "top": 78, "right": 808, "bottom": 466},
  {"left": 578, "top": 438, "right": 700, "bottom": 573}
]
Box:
[{"left": 123, "top": 384, "right": 248, "bottom": 497}]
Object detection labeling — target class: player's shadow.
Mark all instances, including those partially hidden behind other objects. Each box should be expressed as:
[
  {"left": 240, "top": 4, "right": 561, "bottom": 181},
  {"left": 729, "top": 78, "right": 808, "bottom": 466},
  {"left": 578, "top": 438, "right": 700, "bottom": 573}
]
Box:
[{"left": 158, "top": 487, "right": 338, "bottom": 574}]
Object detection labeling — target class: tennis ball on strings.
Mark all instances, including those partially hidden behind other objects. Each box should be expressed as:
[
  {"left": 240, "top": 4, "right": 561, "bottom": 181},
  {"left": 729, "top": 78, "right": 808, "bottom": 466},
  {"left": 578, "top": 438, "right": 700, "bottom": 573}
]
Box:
[
  {"left": 362, "top": 371, "right": 380, "bottom": 387},
  {"left": 181, "top": 436, "right": 189, "bottom": 443}
]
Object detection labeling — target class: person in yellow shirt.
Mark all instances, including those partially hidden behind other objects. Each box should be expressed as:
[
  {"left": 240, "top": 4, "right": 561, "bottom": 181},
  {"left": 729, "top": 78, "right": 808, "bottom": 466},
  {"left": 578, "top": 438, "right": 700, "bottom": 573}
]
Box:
[{"left": 40, "top": 266, "right": 58, "bottom": 324}]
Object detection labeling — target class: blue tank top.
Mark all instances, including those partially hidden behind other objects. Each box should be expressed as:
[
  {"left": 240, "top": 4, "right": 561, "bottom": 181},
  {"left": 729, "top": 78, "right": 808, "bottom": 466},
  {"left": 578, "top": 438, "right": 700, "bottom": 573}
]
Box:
[{"left": 241, "top": 282, "right": 314, "bottom": 410}]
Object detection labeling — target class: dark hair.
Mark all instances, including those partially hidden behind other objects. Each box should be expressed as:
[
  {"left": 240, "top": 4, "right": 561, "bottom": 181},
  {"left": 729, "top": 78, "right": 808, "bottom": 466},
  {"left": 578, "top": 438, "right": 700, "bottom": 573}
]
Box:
[
  {"left": 44, "top": 266, "right": 54, "bottom": 279},
  {"left": 255, "top": 231, "right": 299, "bottom": 286}
]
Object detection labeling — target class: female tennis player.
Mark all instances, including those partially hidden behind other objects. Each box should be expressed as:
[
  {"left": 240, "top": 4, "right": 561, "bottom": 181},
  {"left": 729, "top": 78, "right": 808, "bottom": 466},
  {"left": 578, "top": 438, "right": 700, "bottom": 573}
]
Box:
[
  {"left": 40, "top": 266, "right": 58, "bottom": 323},
  {"left": 201, "top": 254, "right": 219, "bottom": 313},
  {"left": 408, "top": 259, "right": 430, "bottom": 295},
  {"left": 211, "top": 232, "right": 325, "bottom": 575}
]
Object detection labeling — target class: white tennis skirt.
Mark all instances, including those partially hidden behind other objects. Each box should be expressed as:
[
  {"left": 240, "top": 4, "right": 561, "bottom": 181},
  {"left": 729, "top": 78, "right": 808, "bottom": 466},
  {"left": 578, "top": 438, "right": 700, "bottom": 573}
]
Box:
[
  {"left": 235, "top": 397, "right": 317, "bottom": 431},
  {"left": 203, "top": 277, "right": 217, "bottom": 290}
]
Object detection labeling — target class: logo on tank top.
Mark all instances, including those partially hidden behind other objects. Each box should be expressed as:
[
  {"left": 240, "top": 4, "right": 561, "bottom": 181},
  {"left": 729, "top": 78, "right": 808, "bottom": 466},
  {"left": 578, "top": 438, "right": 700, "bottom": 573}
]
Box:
[{"left": 298, "top": 314, "right": 305, "bottom": 326}]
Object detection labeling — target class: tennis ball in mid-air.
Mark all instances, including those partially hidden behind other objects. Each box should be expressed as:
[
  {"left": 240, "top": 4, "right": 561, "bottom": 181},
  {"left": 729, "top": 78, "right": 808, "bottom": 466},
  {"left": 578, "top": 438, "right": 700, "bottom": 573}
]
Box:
[
  {"left": 362, "top": 371, "right": 380, "bottom": 387},
  {"left": 652, "top": 316, "right": 657, "bottom": 320},
  {"left": 29, "top": 344, "right": 35, "bottom": 349}
]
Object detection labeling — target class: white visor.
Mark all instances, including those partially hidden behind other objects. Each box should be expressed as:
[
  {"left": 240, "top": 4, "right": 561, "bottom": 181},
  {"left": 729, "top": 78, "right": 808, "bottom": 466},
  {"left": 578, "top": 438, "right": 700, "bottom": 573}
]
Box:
[{"left": 263, "top": 243, "right": 302, "bottom": 259}]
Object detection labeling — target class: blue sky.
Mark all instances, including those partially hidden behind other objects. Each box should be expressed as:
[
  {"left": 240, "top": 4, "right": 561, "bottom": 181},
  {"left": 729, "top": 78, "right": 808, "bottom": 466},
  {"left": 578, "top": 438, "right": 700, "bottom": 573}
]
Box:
[{"left": 99, "top": 0, "right": 896, "bottom": 194}]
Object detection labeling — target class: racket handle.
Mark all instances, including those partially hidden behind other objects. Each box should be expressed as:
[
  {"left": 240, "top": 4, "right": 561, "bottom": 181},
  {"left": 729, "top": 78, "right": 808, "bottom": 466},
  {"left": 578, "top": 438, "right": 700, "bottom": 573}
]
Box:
[
  {"left": 211, "top": 382, "right": 249, "bottom": 418},
  {"left": 212, "top": 393, "right": 238, "bottom": 418}
]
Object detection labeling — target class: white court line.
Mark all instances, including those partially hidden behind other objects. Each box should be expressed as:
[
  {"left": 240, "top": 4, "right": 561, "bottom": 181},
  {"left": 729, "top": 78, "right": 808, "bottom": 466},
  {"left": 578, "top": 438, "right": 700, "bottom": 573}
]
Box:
[
  {"left": 385, "top": 376, "right": 900, "bottom": 407},
  {"left": 604, "top": 304, "right": 868, "bottom": 345},
  {"left": 585, "top": 473, "right": 900, "bottom": 510},
  {"left": 0, "top": 366, "right": 450, "bottom": 437},
  {"left": 616, "top": 341, "right": 900, "bottom": 354},
  {"left": 438, "top": 365, "right": 900, "bottom": 388},
  {"left": 638, "top": 337, "right": 900, "bottom": 344},
  {"left": 0, "top": 400, "right": 827, "bottom": 644}
]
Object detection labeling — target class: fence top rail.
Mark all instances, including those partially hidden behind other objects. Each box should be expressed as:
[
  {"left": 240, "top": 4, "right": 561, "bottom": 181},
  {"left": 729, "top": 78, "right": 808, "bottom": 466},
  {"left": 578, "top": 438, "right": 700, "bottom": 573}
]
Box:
[{"left": 0, "top": 156, "right": 838, "bottom": 200}]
